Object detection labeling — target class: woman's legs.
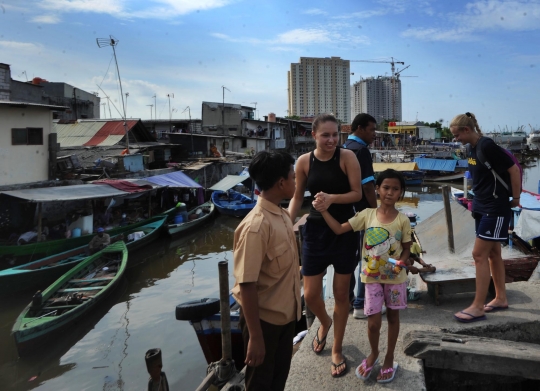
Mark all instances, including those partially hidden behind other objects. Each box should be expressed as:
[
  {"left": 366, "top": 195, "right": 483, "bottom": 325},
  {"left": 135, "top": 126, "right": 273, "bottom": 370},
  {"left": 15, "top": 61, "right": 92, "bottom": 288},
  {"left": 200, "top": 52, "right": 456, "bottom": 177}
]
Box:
[
  {"left": 303, "top": 274, "right": 332, "bottom": 352},
  {"left": 330, "top": 272, "right": 351, "bottom": 375},
  {"left": 454, "top": 237, "right": 502, "bottom": 320},
  {"left": 485, "top": 242, "right": 508, "bottom": 309}
]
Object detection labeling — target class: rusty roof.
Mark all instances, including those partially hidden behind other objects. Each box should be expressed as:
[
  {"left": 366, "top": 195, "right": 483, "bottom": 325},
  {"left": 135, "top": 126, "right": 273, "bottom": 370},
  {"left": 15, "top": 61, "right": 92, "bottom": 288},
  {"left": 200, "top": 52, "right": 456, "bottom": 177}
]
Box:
[{"left": 54, "top": 119, "right": 155, "bottom": 147}]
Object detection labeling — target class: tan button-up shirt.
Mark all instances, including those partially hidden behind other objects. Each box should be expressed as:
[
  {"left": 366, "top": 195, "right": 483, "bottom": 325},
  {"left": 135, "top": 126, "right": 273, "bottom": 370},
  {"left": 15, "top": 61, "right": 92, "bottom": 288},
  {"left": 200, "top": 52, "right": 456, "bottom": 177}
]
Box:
[{"left": 231, "top": 197, "right": 301, "bottom": 325}]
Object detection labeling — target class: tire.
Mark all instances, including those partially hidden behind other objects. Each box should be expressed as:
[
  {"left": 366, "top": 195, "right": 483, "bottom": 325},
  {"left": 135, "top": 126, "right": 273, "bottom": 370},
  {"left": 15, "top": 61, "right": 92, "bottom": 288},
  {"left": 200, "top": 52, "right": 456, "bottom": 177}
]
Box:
[{"left": 176, "top": 298, "right": 221, "bottom": 320}]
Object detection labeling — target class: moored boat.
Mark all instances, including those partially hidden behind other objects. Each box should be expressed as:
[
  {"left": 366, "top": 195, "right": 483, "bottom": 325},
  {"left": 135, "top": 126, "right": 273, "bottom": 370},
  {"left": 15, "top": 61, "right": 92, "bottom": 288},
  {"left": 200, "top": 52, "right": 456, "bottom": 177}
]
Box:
[
  {"left": 211, "top": 190, "right": 256, "bottom": 218},
  {"left": 12, "top": 241, "right": 128, "bottom": 356},
  {"left": 0, "top": 216, "right": 166, "bottom": 296},
  {"left": 166, "top": 201, "right": 215, "bottom": 236}
]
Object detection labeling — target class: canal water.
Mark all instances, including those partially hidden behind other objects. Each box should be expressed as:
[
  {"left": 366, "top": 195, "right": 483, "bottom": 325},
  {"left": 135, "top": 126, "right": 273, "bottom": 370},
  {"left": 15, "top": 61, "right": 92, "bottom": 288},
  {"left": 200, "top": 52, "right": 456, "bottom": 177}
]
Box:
[{"left": 1, "top": 161, "right": 538, "bottom": 390}]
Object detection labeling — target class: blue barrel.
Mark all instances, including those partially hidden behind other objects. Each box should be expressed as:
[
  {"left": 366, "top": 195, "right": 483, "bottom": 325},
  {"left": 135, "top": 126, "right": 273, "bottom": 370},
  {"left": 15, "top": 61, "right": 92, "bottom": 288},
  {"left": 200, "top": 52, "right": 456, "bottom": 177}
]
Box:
[
  {"left": 174, "top": 214, "right": 184, "bottom": 224},
  {"left": 72, "top": 228, "right": 82, "bottom": 237}
]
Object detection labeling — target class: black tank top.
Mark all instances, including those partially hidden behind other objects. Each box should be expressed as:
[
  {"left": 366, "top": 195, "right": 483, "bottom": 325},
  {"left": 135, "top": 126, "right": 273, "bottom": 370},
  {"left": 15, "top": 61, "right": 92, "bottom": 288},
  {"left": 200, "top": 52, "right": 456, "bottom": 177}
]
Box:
[{"left": 306, "top": 147, "right": 354, "bottom": 224}]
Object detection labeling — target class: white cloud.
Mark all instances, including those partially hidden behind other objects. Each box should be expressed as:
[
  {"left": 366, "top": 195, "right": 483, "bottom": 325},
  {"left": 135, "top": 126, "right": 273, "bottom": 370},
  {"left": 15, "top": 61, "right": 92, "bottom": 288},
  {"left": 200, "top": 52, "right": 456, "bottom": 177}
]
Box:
[
  {"left": 0, "top": 40, "right": 41, "bottom": 51},
  {"left": 212, "top": 27, "right": 370, "bottom": 46},
  {"left": 30, "top": 14, "right": 61, "bottom": 24},
  {"left": 303, "top": 8, "right": 327, "bottom": 15},
  {"left": 37, "top": 0, "right": 236, "bottom": 19},
  {"left": 403, "top": 1, "right": 540, "bottom": 42}
]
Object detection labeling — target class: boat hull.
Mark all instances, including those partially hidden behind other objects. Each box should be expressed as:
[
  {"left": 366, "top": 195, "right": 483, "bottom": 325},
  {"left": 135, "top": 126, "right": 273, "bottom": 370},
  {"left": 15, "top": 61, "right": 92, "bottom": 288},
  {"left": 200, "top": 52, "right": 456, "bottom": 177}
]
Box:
[
  {"left": 166, "top": 202, "right": 215, "bottom": 236},
  {"left": 0, "top": 213, "right": 169, "bottom": 270},
  {"left": 11, "top": 242, "right": 128, "bottom": 356},
  {"left": 211, "top": 191, "right": 256, "bottom": 218},
  {"left": 0, "top": 216, "right": 166, "bottom": 295}
]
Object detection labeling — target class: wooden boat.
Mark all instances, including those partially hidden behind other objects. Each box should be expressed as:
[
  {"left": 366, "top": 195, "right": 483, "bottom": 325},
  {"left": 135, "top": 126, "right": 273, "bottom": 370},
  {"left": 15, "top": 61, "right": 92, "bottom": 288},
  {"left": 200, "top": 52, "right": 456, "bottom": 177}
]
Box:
[
  {"left": 373, "top": 162, "right": 425, "bottom": 186},
  {"left": 211, "top": 190, "right": 256, "bottom": 218},
  {"left": 424, "top": 172, "right": 464, "bottom": 182},
  {"left": 0, "top": 216, "right": 166, "bottom": 296},
  {"left": 166, "top": 201, "right": 215, "bottom": 237},
  {"left": 12, "top": 241, "right": 128, "bottom": 356},
  {"left": 0, "top": 209, "right": 174, "bottom": 270}
]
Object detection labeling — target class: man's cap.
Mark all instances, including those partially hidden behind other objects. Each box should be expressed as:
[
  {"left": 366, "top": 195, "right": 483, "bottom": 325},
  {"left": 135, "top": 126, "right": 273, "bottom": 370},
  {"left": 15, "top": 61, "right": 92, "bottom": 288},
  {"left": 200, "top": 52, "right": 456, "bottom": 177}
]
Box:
[{"left": 97, "top": 227, "right": 105, "bottom": 233}]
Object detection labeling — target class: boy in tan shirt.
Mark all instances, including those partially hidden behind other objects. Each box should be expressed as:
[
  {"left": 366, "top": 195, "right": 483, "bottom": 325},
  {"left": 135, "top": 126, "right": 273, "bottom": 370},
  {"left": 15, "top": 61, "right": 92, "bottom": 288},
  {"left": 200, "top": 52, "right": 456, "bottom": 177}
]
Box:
[{"left": 231, "top": 151, "right": 301, "bottom": 391}]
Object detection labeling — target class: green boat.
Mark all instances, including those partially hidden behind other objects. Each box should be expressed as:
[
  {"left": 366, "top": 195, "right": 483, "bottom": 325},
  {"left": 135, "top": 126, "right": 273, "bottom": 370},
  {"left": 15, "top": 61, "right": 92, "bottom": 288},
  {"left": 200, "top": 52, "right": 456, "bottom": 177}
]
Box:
[
  {"left": 0, "top": 215, "right": 167, "bottom": 296},
  {"left": 12, "top": 241, "right": 128, "bottom": 356},
  {"left": 166, "top": 201, "right": 215, "bottom": 237},
  {"left": 0, "top": 207, "right": 177, "bottom": 270}
]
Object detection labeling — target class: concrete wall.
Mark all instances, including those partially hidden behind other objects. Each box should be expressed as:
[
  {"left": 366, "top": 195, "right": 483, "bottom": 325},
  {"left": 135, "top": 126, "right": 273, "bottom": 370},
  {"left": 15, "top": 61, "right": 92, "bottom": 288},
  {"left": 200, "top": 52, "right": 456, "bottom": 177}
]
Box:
[
  {"left": 10, "top": 80, "right": 43, "bottom": 103},
  {"left": 0, "top": 106, "right": 53, "bottom": 186},
  {"left": 202, "top": 102, "right": 254, "bottom": 135}
]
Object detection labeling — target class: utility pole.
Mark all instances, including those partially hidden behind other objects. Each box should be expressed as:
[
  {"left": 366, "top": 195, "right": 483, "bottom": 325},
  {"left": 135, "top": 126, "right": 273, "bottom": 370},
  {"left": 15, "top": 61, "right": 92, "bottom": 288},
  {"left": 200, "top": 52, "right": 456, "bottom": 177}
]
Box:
[
  {"left": 250, "top": 102, "right": 257, "bottom": 120},
  {"left": 101, "top": 103, "right": 107, "bottom": 119},
  {"left": 222, "top": 85, "right": 230, "bottom": 135},
  {"left": 147, "top": 104, "right": 153, "bottom": 120},
  {"left": 183, "top": 106, "right": 193, "bottom": 153},
  {"left": 167, "top": 93, "right": 174, "bottom": 132},
  {"left": 125, "top": 92, "right": 129, "bottom": 118},
  {"left": 152, "top": 94, "right": 157, "bottom": 120}
]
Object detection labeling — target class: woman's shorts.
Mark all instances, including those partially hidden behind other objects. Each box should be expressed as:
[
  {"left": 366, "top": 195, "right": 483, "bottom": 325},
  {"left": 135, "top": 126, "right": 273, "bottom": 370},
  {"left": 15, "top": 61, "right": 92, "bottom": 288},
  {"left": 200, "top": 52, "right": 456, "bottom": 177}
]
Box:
[
  {"left": 364, "top": 282, "right": 407, "bottom": 316},
  {"left": 474, "top": 212, "right": 510, "bottom": 242},
  {"left": 301, "top": 220, "right": 359, "bottom": 276}
]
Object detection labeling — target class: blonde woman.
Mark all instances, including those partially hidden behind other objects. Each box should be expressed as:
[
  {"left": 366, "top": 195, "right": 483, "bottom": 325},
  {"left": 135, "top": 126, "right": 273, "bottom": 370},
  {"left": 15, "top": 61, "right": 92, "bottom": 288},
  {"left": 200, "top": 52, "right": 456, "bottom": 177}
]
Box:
[
  {"left": 449, "top": 112, "right": 520, "bottom": 322},
  {"left": 288, "top": 113, "right": 362, "bottom": 377}
]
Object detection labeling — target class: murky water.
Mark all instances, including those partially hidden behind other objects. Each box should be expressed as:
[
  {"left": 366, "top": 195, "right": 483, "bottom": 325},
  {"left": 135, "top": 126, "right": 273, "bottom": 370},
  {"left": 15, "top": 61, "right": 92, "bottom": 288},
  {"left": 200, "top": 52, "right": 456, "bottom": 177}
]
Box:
[{"left": 0, "top": 162, "right": 538, "bottom": 390}]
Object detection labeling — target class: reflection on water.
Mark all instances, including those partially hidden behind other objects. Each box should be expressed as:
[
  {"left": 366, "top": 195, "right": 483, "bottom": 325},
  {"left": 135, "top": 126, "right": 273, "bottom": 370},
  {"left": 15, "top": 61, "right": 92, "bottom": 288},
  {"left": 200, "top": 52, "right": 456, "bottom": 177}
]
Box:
[{"left": 0, "top": 166, "right": 537, "bottom": 390}]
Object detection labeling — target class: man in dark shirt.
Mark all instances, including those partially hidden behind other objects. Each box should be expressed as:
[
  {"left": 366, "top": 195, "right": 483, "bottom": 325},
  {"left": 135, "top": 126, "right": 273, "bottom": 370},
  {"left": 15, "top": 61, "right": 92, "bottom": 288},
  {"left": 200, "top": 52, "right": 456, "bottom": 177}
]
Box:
[{"left": 344, "top": 113, "right": 379, "bottom": 319}]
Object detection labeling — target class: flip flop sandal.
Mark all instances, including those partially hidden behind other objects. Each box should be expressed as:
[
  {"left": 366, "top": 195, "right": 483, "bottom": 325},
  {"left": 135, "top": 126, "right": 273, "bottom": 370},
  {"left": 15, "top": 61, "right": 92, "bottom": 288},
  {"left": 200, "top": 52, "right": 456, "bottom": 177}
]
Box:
[
  {"left": 331, "top": 357, "right": 348, "bottom": 378},
  {"left": 377, "top": 362, "right": 399, "bottom": 383},
  {"left": 311, "top": 320, "right": 332, "bottom": 355},
  {"left": 356, "top": 357, "right": 379, "bottom": 381}
]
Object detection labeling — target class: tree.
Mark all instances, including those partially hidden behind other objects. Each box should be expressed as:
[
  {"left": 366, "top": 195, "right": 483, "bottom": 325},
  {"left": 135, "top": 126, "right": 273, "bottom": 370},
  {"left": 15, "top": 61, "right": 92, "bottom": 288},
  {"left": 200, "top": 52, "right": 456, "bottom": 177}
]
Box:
[{"left": 284, "top": 115, "right": 301, "bottom": 120}]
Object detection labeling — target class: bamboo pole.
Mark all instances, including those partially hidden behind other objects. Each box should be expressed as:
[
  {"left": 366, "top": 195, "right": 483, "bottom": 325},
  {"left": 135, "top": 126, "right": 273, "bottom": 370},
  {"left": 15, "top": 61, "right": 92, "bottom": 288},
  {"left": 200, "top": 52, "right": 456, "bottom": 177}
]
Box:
[{"left": 442, "top": 185, "right": 455, "bottom": 253}]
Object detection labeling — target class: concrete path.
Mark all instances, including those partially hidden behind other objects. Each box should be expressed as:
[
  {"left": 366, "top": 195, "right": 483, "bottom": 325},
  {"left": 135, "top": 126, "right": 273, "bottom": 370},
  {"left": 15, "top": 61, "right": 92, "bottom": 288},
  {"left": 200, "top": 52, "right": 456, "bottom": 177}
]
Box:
[{"left": 285, "top": 279, "right": 540, "bottom": 390}]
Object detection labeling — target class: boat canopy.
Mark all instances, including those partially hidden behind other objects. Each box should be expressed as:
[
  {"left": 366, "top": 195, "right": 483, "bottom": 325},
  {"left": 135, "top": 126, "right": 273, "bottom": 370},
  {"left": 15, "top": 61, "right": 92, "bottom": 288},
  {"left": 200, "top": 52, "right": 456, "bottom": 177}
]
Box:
[
  {"left": 373, "top": 162, "right": 419, "bottom": 172},
  {"left": 209, "top": 175, "right": 249, "bottom": 191},
  {"left": 0, "top": 183, "right": 155, "bottom": 203},
  {"left": 142, "top": 171, "right": 202, "bottom": 188},
  {"left": 414, "top": 158, "right": 458, "bottom": 172}
]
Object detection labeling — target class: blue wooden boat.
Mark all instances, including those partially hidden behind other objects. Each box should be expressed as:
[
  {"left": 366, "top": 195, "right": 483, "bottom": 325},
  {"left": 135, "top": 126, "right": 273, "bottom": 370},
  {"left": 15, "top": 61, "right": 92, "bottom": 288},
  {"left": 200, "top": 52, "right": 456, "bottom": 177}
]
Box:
[
  {"left": 0, "top": 216, "right": 166, "bottom": 296},
  {"left": 211, "top": 190, "right": 256, "bottom": 218}
]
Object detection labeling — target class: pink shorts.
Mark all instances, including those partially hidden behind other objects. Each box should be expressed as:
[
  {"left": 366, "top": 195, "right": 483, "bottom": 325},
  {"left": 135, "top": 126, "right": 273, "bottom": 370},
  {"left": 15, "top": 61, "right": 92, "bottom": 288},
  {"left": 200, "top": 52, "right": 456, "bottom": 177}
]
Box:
[{"left": 364, "top": 282, "right": 407, "bottom": 316}]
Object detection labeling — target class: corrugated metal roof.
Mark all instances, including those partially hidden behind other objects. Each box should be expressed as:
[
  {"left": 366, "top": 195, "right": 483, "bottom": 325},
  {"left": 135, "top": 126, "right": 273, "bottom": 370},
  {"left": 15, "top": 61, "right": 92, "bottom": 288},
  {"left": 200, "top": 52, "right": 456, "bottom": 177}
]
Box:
[
  {"left": 373, "top": 162, "right": 419, "bottom": 172},
  {"left": 209, "top": 175, "right": 249, "bottom": 191},
  {"left": 1, "top": 184, "right": 135, "bottom": 202},
  {"left": 54, "top": 120, "right": 138, "bottom": 147}
]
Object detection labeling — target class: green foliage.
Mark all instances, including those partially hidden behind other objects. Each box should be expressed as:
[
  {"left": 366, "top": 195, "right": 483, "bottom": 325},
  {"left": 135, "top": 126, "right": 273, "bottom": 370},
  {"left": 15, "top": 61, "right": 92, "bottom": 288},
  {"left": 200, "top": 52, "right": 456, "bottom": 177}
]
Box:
[{"left": 284, "top": 115, "right": 301, "bottom": 120}]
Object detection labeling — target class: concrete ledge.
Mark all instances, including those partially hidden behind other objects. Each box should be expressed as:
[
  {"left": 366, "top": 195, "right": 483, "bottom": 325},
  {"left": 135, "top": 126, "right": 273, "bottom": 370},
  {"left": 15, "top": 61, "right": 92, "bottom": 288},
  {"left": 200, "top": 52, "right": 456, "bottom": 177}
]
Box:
[{"left": 286, "top": 280, "right": 540, "bottom": 390}]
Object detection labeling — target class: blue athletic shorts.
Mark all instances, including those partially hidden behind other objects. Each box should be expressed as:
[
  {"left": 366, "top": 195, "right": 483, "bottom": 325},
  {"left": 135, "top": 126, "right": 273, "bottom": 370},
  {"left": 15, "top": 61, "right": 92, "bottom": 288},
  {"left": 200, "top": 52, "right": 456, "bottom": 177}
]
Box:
[{"left": 474, "top": 212, "right": 510, "bottom": 242}]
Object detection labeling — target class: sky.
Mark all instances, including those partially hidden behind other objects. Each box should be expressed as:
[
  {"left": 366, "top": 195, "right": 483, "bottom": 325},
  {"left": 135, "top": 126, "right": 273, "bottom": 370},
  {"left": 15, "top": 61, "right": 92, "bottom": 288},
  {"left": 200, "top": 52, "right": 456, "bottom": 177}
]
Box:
[{"left": 1, "top": 0, "right": 540, "bottom": 131}]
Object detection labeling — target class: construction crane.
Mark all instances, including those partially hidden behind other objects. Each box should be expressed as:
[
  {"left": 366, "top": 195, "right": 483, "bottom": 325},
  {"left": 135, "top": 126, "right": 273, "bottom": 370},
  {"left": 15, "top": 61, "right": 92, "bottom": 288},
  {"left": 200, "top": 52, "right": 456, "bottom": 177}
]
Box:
[{"left": 350, "top": 57, "right": 405, "bottom": 120}]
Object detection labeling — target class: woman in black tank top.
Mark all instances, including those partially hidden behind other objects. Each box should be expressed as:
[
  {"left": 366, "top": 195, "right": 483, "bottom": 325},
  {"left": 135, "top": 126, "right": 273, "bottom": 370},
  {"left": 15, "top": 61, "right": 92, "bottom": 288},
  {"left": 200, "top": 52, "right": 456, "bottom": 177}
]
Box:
[{"left": 288, "top": 114, "right": 362, "bottom": 377}]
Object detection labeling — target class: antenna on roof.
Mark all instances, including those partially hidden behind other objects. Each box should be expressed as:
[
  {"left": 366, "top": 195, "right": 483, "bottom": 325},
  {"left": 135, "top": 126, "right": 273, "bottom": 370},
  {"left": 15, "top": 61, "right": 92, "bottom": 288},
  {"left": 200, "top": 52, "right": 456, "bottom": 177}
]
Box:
[{"left": 96, "top": 35, "right": 130, "bottom": 152}]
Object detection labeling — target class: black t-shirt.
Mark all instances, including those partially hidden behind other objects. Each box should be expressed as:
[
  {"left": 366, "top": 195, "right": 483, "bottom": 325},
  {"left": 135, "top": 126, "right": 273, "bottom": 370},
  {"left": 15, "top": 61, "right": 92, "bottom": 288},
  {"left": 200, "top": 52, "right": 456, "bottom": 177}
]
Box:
[
  {"left": 468, "top": 137, "right": 514, "bottom": 215},
  {"left": 343, "top": 139, "right": 375, "bottom": 212}
]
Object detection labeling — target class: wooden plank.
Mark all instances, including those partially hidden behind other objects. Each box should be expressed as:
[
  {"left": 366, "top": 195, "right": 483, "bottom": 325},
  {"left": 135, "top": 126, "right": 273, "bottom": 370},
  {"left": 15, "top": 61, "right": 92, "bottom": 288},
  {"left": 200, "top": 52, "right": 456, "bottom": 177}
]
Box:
[
  {"left": 42, "top": 305, "right": 79, "bottom": 310},
  {"left": 59, "top": 287, "right": 104, "bottom": 292},
  {"left": 403, "top": 331, "right": 540, "bottom": 380},
  {"left": 442, "top": 185, "right": 455, "bottom": 253},
  {"left": 69, "top": 277, "right": 115, "bottom": 283}
]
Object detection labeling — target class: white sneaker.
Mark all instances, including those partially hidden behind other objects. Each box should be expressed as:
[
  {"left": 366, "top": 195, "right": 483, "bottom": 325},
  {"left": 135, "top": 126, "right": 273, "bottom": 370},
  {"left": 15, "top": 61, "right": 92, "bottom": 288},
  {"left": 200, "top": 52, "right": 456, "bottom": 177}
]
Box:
[{"left": 353, "top": 308, "right": 368, "bottom": 319}]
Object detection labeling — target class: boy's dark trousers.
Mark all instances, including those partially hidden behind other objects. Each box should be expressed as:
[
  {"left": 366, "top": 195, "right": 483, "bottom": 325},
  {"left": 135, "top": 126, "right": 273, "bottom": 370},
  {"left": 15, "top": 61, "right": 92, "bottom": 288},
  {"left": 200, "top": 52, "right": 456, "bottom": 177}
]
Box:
[{"left": 239, "top": 310, "right": 296, "bottom": 391}]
